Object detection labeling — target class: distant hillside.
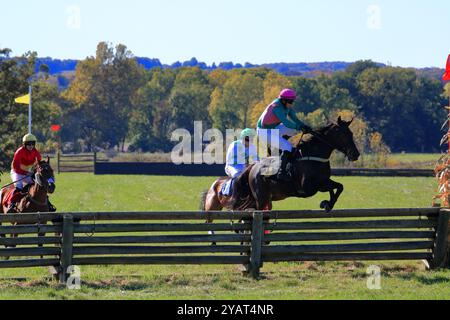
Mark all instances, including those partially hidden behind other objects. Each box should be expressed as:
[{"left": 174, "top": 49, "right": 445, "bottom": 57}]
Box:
[
  {"left": 261, "top": 61, "right": 374, "bottom": 77},
  {"left": 36, "top": 57, "right": 445, "bottom": 89},
  {"left": 36, "top": 57, "right": 358, "bottom": 75}
]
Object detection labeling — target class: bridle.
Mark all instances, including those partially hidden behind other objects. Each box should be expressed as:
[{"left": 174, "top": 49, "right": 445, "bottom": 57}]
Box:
[{"left": 34, "top": 163, "right": 54, "bottom": 192}]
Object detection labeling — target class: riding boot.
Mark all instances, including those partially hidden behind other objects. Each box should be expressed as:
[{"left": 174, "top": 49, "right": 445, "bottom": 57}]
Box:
[
  {"left": 277, "top": 150, "right": 293, "bottom": 181},
  {"left": 6, "top": 202, "right": 16, "bottom": 214}
]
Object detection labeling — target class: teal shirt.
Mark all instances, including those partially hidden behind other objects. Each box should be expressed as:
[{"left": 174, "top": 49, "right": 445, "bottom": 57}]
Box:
[{"left": 257, "top": 99, "right": 306, "bottom": 130}]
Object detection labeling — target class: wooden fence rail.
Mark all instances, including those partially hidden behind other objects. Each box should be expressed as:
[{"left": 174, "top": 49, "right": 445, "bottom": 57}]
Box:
[
  {"left": 93, "top": 162, "right": 435, "bottom": 177},
  {"left": 56, "top": 152, "right": 96, "bottom": 173},
  {"left": 0, "top": 207, "right": 448, "bottom": 281},
  {"left": 48, "top": 152, "right": 435, "bottom": 176}
]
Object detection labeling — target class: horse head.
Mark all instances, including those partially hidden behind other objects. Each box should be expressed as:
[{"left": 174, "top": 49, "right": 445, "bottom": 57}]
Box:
[
  {"left": 320, "top": 117, "right": 360, "bottom": 162},
  {"left": 35, "top": 157, "right": 56, "bottom": 194}
]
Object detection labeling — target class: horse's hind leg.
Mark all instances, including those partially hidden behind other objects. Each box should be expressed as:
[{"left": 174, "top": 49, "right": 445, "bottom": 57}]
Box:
[
  {"left": 0, "top": 195, "right": 5, "bottom": 246},
  {"left": 203, "top": 188, "right": 223, "bottom": 219},
  {"left": 203, "top": 188, "right": 223, "bottom": 245}
]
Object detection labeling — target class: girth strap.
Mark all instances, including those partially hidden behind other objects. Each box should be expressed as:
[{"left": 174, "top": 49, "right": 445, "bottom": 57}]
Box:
[{"left": 298, "top": 157, "right": 330, "bottom": 163}]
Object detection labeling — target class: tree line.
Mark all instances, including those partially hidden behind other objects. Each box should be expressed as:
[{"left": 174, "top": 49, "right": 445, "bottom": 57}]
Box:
[{"left": 0, "top": 42, "right": 448, "bottom": 171}]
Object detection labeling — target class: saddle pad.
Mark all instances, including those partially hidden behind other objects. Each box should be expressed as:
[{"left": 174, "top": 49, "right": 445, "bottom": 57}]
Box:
[
  {"left": 259, "top": 157, "right": 281, "bottom": 177},
  {"left": 2, "top": 187, "right": 15, "bottom": 207},
  {"left": 220, "top": 179, "right": 234, "bottom": 197}
]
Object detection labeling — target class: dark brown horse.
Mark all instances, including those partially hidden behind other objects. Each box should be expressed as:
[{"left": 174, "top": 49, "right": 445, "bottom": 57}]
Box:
[
  {"left": 230, "top": 117, "right": 360, "bottom": 212},
  {"left": 1, "top": 158, "right": 56, "bottom": 248},
  {"left": 200, "top": 117, "right": 360, "bottom": 237}
]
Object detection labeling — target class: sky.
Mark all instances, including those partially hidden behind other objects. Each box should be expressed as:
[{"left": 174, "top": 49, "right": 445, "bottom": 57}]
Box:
[{"left": 1, "top": 0, "right": 450, "bottom": 68}]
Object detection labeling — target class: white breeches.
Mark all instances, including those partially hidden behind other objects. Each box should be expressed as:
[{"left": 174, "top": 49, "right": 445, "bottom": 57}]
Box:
[
  {"left": 257, "top": 124, "right": 298, "bottom": 153},
  {"left": 10, "top": 170, "right": 33, "bottom": 189},
  {"left": 225, "top": 164, "right": 245, "bottom": 179}
]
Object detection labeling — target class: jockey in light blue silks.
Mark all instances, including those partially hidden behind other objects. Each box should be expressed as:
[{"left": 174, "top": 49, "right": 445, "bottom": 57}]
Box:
[{"left": 221, "top": 128, "right": 259, "bottom": 196}]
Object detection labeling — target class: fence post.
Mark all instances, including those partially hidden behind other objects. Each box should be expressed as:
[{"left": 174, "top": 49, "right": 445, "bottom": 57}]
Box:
[
  {"left": 59, "top": 214, "right": 74, "bottom": 284},
  {"left": 249, "top": 212, "right": 264, "bottom": 279},
  {"left": 57, "top": 151, "right": 61, "bottom": 174},
  {"left": 431, "top": 210, "right": 449, "bottom": 269},
  {"left": 93, "top": 151, "right": 97, "bottom": 174},
  {"left": 447, "top": 219, "right": 450, "bottom": 268}
]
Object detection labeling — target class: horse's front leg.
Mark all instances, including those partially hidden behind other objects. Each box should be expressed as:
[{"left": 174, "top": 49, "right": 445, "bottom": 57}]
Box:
[
  {"left": 38, "top": 222, "right": 47, "bottom": 259},
  {"left": 319, "top": 179, "right": 344, "bottom": 212},
  {"left": 0, "top": 222, "right": 5, "bottom": 240}
]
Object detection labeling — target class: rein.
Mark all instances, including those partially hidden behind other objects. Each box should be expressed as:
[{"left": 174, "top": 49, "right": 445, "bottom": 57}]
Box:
[
  {"left": 296, "top": 129, "right": 349, "bottom": 162},
  {"left": 0, "top": 174, "right": 33, "bottom": 190}
]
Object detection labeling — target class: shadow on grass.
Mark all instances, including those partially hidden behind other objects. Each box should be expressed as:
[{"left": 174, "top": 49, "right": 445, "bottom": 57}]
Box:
[
  {"left": 348, "top": 263, "right": 450, "bottom": 286},
  {"left": 396, "top": 274, "right": 450, "bottom": 285}
]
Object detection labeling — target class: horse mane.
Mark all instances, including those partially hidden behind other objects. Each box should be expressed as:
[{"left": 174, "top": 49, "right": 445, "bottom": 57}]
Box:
[{"left": 296, "top": 122, "right": 334, "bottom": 147}]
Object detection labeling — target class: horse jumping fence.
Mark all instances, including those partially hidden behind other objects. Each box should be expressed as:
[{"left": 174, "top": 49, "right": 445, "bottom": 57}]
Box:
[{"left": 0, "top": 208, "right": 448, "bottom": 282}]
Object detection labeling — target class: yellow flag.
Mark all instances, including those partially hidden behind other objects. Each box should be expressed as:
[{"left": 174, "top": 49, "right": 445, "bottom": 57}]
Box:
[{"left": 15, "top": 94, "right": 30, "bottom": 105}]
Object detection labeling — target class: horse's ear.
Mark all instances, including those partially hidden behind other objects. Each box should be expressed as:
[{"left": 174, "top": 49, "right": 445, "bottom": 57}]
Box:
[
  {"left": 47, "top": 156, "right": 50, "bottom": 164},
  {"left": 338, "top": 116, "right": 351, "bottom": 127}
]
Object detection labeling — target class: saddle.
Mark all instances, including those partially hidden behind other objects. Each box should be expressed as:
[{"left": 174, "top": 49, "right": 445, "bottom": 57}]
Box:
[{"left": 259, "top": 157, "right": 283, "bottom": 177}]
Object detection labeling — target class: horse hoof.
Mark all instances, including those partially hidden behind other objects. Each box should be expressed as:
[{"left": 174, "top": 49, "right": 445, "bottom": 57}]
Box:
[{"left": 320, "top": 201, "right": 332, "bottom": 213}]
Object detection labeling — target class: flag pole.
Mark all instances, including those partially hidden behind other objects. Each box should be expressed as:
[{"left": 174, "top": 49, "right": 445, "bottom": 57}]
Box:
[{"left": 28, "top": 85, "right": 32, "bottom": 134}]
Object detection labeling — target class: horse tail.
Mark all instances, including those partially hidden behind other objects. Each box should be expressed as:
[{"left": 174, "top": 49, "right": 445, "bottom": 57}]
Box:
[
  {"left": 199, "top": 190, "right": 208, "bottom": 211},
  {"left": 230, "top": 165, "right": 254, "bottom": 210}
]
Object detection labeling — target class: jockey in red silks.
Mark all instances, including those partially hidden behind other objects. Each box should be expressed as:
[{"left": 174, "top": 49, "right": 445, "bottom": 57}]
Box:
[
  {"left": 6, "top": 134, "right": 42, "bottom": 213},
  {"left": 257, "top": 88, "right": 312, "bottom": 181}
]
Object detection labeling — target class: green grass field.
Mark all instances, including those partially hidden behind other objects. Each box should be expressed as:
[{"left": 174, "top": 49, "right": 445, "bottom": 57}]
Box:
[{"left": 0, "top": 173, "right": 449, "bottom": 300}]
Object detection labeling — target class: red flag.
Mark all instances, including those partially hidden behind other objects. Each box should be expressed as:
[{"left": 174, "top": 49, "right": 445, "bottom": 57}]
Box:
[
  {"left": 443, "top": 54, "right": 450, "bottom": 81},
  {"left": 51, "top": 124, "right": 61, "bottom": 132}
]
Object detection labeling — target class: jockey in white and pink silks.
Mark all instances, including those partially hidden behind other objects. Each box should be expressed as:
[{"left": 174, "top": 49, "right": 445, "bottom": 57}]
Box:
[{"left": 257, "top": 88, "right": 312, "bottom": 181}]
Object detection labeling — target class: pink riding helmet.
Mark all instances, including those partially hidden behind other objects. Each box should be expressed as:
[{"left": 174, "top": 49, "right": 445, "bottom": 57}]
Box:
[{"left": 279, "top": 88, "right": 297, "bottom": 100}]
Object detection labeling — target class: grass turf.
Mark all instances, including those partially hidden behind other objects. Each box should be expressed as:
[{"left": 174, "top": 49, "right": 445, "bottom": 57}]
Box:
[{"left": 0, "top": 173, "right": 448, "bottom": 300}]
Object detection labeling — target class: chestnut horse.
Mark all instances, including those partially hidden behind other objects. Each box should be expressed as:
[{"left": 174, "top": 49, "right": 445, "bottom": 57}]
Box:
[{"left": 1, "top": 158, "right": 56, "bottom": 248}]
